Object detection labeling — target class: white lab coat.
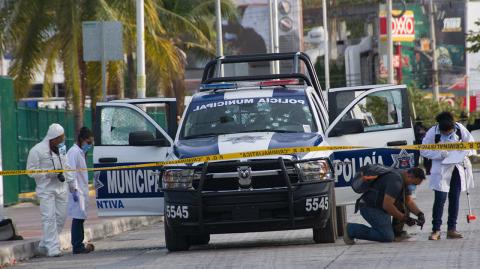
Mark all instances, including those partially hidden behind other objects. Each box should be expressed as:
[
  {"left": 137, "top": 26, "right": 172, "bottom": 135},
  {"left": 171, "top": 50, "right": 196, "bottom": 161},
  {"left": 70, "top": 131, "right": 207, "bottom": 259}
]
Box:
[
  {"left": 67, "top": 144, "right": 89, "bottom": 220},
  {"left": 26, "top": 124, "right": 75, "bottom": 256},
  {"left": 420, "top": 122, "right": 475, "bottom": 193}
]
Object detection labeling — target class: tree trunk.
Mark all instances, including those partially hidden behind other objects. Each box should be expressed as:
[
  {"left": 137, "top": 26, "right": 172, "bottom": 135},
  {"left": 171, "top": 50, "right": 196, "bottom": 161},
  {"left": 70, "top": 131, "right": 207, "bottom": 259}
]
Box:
[
  {"left": 126, "top": 47, "right": 136, "bottom": 99},
  {"left": 329, "top": 0, "right": 338, "bottom": 61},
  {"left": 172, "top": 49, "right": 187, "bottom": 116},
  {"left": 78, "top": 47, "right": 88, "bottom": 133},
  {"left": 172, "top": 75, "right": 186, "bottom": 116}
]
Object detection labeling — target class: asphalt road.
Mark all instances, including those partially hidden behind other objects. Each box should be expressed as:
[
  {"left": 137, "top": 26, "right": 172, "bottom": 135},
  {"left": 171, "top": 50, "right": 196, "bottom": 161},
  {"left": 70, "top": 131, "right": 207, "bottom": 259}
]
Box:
[{"left": 14, "top": 172, "right": 480, "bottom": 269}]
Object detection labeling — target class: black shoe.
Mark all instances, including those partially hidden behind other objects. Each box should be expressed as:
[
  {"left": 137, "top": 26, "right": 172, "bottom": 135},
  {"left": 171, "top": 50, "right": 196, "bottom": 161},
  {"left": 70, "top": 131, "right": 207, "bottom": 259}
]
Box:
[{"left": 73, "top": 248, "right": 91, "bottom": 254}]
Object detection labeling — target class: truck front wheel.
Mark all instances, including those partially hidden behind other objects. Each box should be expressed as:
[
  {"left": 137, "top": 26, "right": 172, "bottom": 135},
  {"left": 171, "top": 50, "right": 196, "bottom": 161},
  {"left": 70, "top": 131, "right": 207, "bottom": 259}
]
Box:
[
  {"left": 164, "top": 217, "right": 190, "bottom": 252},
  {"left": 313, "top": 184, "right": 337, "bottom": 243}
]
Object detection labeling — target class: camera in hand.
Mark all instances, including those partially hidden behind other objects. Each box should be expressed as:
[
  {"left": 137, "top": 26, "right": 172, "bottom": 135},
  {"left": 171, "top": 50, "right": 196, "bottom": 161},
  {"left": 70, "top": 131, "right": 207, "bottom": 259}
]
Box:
[{"left": 57, "top": 173, "right": 65, "bottom": 182}]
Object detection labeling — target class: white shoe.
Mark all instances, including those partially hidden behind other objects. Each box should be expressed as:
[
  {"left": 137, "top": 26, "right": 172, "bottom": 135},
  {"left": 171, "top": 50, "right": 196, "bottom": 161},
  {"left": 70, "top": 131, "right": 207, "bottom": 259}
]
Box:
[
  {"left": 34, "top": 246, "right": 48, "bottom": 257},
  {"left": 48, "top": 251, "right": 62, "bottom": 257}
]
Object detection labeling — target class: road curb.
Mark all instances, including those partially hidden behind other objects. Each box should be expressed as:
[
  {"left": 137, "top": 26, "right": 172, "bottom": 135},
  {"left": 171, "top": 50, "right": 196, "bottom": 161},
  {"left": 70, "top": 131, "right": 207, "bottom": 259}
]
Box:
[{"left": 0, "top": 216, "right": 162, "bottom": 267}]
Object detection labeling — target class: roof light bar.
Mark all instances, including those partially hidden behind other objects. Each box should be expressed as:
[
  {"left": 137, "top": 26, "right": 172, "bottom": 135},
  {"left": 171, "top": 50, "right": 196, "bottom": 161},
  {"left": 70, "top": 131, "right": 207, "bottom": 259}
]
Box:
[
  {"left": 199, "top": 83, "right": 236, "bottom": 91},
  {"left": 259, "top": 79, "right": 300, "bottom": 87}
]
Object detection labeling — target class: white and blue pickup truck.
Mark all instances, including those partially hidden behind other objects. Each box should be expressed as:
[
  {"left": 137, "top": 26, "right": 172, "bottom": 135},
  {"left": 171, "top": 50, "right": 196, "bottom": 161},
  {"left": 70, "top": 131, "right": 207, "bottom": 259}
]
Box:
[{"left": 93, "top": 52, "right": 416, "bottom": 251}]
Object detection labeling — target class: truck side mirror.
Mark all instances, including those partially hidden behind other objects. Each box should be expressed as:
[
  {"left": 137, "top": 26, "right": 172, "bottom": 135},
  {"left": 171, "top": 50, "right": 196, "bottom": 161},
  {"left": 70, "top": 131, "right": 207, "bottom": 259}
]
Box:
[
  {"left": 329, "top": 119, "right": 364, "bottom": 137},
  {"left": 129, "top": 131, "right": 170, "bottom": 147}
]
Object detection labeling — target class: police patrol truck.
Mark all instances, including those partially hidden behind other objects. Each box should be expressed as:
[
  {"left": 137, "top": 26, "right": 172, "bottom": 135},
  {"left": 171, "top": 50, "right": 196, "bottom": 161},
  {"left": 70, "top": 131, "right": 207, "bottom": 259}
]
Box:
[{"left": 93, "top": 52, "right": 416, "bottom": 251}]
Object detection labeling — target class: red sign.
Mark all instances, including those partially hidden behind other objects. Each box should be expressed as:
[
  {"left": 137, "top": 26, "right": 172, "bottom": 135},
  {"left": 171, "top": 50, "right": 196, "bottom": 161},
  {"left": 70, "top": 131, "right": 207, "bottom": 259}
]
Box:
[{"left": 379, "top": 10, "right": 415, "bottom": 42}]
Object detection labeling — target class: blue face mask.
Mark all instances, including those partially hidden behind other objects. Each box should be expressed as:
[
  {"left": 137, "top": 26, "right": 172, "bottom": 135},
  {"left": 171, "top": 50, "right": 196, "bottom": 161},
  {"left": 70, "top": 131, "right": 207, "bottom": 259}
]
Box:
[
  {"left": 81, "top": 143, "right": 92, "bottom": 153},
  {"left": 407, "top": 184, "right": 417, "bottom": 193},
  {"left": 441, "top": 131, "right": 456, "bottom": 142},
  {"left": 57, "top": 142, "right": 66, "bottom": 154}
]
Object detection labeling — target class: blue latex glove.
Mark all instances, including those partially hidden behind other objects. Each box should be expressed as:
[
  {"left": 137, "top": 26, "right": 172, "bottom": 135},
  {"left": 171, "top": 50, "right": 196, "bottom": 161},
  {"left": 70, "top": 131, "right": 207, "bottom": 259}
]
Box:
[{"left": 72, "top": 191, "right": 79, "bottom": 202}]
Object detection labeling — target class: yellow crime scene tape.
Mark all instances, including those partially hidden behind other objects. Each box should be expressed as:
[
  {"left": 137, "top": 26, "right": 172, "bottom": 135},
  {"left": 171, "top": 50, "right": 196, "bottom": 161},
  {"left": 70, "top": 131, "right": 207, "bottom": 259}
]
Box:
[{"left": 1, "top": 142, "right": 480, "bottom": 177}]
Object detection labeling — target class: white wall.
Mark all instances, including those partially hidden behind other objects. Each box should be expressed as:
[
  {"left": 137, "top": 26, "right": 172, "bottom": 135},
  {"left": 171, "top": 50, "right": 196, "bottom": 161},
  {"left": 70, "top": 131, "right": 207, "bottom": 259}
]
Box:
[{"left": 468, "top": 2, "right": 480, "bottom": 96}]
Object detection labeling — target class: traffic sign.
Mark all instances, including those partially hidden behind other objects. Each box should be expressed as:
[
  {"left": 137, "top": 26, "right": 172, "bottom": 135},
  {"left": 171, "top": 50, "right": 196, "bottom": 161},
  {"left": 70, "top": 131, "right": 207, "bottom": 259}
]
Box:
[{"left": 82, "top": 21, "right": 123, "bottom": 62}]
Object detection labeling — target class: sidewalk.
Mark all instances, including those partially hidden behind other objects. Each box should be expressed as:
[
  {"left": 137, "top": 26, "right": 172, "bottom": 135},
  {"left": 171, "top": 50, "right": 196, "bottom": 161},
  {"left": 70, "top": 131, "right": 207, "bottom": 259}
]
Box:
[{"left": 0, "top": 195, "right": 162, "bottom": 267}]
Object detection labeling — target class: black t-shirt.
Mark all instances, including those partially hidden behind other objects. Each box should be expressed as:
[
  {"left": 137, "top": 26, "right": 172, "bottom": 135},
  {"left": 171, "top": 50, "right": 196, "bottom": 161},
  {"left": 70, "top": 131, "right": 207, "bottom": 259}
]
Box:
[{"left": 362, "top": 169, "right": 411, "bottom": 209}]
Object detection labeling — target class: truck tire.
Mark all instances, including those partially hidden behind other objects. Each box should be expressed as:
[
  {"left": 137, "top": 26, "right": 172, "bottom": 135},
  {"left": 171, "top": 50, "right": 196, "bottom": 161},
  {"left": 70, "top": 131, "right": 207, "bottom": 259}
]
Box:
[
  {"left": 313, "top": 184, "right": 337, "bottom": 243},
  {"left": 164, "top": 217, "right": 190, "bottom": 252},
  {"left": 189, "top": 234, "right": 210, "bottom": 245},
  {"left": 336, "top": 205, "right": 347, "bottom": 237}
]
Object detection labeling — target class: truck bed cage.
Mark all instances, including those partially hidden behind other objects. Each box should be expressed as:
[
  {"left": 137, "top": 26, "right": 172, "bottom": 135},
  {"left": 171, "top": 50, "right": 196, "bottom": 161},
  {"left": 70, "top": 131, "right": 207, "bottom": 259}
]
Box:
[{"left": 201, "top": 52, "right": 323, "bottom": 96}]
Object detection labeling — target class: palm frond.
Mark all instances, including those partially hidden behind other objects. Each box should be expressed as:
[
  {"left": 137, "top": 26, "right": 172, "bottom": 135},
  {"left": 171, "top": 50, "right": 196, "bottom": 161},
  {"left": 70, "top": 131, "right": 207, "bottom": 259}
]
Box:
[
  {"left": 42, "top": 33, "right": 61, "bottom": 99},
  {"left": 8, "top": 0, "right": 53, "bottom": 98}
]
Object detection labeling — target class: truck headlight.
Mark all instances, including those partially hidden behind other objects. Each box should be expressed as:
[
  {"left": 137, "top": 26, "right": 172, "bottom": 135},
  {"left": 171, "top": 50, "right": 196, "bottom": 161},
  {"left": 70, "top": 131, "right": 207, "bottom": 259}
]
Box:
[
  {"left": 296, "top": 160, "right": 333, "bottom": 181},
  {"left": 162, "top": 169, "right": 201, "bottom": 189}
]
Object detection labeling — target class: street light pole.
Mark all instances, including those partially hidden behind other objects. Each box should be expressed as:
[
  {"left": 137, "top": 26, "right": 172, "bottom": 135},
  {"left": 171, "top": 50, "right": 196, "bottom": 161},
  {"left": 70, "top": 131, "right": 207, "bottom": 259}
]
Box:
[
  {"left": 272, "top": 0, "right": 280, "bottom": 73},
  {"left": 215, "top": 0, "right": 224, "bottom": 77},
  {"left": 136, "top": 0, "right": 146, "bottom": 98},
  {"left": 269, "top": 0, "right": 275, "bottom": 74},
  {"left": 429, "top": 0, "right": 439, "bottom": 101},
  {"left": 465, "top": 0, "right": 470, "bottom": 114},
  {"left": 322, "top": 0, "right": 330, "bottom": 91},
  {"left": 387, "top": 0, "right": 394, "bottom": 84}
]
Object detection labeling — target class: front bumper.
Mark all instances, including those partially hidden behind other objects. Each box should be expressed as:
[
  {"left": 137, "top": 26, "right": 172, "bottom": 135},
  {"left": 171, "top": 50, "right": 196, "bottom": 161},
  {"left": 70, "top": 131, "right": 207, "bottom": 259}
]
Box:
[{"left": 162, "top": 158, "right": 334, "bottom": 235}]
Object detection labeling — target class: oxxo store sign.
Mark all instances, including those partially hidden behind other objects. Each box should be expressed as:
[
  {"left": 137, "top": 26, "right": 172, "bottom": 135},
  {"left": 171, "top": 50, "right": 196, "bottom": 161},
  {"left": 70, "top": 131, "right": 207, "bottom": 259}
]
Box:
[{"left": 379, "top": 10, "right": 415, "bottom": 42}]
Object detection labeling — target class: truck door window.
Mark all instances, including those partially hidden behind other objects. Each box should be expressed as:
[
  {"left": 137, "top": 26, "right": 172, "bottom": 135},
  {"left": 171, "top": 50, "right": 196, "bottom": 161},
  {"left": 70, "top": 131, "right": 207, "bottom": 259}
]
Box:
[
  {"left": 132, "top": 104, "right": 168, "bottom": 130},
  {"left": 341, "top": 89, "right": 403, "bottom": 132},
  {"left": 100, "top": 107, "right": 160, "bottom": 145}
]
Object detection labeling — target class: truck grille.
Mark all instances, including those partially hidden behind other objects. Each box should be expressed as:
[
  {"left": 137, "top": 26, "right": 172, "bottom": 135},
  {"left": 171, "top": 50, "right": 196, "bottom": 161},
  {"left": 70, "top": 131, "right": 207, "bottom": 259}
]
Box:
[{"left": 193, "top": 159, "right": 300, "bottom": 191}]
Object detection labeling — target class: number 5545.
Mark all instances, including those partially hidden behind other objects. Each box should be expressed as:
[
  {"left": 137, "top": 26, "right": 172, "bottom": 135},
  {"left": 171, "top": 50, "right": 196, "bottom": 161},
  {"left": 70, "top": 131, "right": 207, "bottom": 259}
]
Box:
[{"left": 305, "top": 196, "right": 329, "bottom": 212}]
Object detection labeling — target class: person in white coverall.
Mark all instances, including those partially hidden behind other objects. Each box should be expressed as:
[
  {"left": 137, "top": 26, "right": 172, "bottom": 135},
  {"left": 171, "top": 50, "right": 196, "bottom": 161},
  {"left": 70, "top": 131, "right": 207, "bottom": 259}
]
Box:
[
  {"left": 67, "top": 127, "right": 95, "bottom": 254},
  {"left": 26, "top": 123, "right": 76, "bottom": 257},
  {"left": 421, "top": 111, "right": 475, "bottom": 241}
]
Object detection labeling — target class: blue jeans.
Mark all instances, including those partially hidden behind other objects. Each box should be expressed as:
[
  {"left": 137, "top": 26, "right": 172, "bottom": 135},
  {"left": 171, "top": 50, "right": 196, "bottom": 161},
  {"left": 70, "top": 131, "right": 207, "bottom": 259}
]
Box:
[
  {"left": 432, "top": 167, "right": 461, "bottom": 232},
  {"left": 347, "top": 206, "right": 394, "bottom": 242},
  {"left": 71, "top": 218, "right": 86, "bottom": 252}
]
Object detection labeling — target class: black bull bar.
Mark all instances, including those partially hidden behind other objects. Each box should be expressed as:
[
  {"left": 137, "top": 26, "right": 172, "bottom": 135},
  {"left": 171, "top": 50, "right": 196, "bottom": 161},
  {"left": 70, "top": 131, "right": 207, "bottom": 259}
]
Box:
[{"left": 160, "top": 157, "right": 335, "bottom": 234}]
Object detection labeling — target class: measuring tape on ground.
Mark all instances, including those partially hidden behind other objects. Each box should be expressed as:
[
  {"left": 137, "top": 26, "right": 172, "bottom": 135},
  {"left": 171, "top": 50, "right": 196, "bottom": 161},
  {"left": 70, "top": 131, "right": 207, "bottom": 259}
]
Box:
[{"left": 1, "top": 142, "right": 479, "bottom": 177}]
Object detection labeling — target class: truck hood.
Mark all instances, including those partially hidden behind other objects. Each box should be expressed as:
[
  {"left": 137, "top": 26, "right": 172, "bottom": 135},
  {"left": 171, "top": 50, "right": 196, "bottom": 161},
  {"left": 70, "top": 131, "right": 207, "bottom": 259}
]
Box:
[{"left": 173, "top": 132, "right": 323, "bottom": 159}]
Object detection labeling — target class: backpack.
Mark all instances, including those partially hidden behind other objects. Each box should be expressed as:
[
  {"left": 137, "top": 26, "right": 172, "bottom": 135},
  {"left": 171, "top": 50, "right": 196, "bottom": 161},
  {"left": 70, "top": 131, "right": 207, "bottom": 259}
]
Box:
[
  {"left": 351, "top": 164, "right": 393, "bottom": 194},
  {"left": 0, "top": 218, "right": 23, "bottom": 241}
]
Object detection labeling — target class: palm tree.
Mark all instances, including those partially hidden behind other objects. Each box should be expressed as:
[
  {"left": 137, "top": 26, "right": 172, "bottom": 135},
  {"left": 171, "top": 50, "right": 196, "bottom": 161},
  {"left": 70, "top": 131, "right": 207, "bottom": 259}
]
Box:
[
  {"left": 4, "top": 0, "right": 100, "bottom": 132},
  {"left": 113, "top": 0, "right": 236, "bottom": 112},
  {"left": 2, "top": 0, "right": 236, "bottom": 133}
]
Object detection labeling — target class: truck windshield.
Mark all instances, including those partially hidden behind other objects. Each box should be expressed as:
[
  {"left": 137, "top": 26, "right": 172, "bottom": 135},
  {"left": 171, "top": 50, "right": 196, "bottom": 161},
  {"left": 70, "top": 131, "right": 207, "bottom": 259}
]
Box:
[{"left": 181, "top": 96, "right": 317, "bottom": 139}]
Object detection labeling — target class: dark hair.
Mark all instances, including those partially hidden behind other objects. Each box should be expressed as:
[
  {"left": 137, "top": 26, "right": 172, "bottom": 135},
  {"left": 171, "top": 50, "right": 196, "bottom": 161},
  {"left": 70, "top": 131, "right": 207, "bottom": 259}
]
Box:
[
  {"left": 407, "top": 167, "right": 426, "bottom": 180},
  {"left": 438, "top": 119, "right": 455, "bottom": 132},
  {"left": 436, "top": 111, "right": 454, "bottom": 123},
  {"left": 436, "top": 111, "right": 455, "bottom": 132},
  {"left": 78, "top": 127, "right": 93, "bottom": 143}
]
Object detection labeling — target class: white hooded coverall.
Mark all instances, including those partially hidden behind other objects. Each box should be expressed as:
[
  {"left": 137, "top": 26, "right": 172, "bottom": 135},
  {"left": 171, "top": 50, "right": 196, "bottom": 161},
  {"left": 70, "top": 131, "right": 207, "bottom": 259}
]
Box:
[{"left": 26, "top": 124, "right": 75, "bottom": 256}]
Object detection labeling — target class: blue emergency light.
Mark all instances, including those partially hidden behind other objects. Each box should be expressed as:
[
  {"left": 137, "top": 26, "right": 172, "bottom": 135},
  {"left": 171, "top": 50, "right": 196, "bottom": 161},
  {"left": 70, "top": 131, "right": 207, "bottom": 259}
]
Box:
[{"left": 199, "top": 83, "right": 236, "bottom": 91}]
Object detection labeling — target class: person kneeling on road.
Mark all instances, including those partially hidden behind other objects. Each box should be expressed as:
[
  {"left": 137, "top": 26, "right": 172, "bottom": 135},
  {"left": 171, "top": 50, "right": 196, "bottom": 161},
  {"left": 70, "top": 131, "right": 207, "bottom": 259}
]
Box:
[{"left": 344, "top": 166, "right": 426, "bottom": 244}]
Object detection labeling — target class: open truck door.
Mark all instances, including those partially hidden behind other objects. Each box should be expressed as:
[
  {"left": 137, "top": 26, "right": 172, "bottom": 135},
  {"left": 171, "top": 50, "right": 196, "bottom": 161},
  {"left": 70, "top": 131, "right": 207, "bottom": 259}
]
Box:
[
  {"left": 326, "top": 85, "right": 416, "bottom": 205},
  {"left": 93, "top": 98, "right": 177, "bottom": 216}
]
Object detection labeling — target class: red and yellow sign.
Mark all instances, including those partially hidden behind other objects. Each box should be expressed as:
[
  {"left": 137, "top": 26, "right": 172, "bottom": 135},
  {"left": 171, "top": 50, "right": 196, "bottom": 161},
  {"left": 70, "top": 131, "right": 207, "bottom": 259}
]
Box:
[{"left": 379, "top": 10, "right": 415, "bottom": 42}]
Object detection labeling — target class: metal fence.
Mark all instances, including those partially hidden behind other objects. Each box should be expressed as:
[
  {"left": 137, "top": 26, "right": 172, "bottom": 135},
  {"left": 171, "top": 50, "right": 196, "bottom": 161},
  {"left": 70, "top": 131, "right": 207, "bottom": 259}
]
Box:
[
  {"left": 16, "top": 106, "right": 93, "bottom": 194},
  {"left": 2, "top": 77, "right": 167, "bottom": 204},
  {"left": 1, "top": 77, "right": 93, "bottom": 204}
]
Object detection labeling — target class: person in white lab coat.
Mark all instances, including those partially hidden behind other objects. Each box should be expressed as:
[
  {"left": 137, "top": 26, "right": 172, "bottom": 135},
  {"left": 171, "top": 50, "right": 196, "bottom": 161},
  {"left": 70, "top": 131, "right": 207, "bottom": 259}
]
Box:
[
  {"left": 67, "top": 127, "right": 95, "bottom": 254},
  {"left": 26, "top": 123, "right": 76, "bottom": 257},
  {"left": 421, "top": 112, "right": 475, "bottom": 240}
]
